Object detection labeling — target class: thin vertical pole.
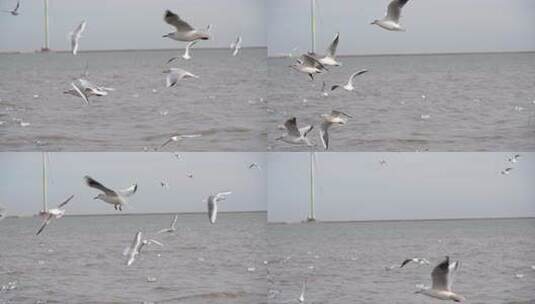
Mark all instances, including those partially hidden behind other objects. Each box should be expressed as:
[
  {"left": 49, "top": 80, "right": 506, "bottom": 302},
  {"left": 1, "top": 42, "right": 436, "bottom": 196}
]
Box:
[
  {"left": 44, "top": 0, "right": 49, "bottom": 50},
  {"left": 42, "top": 152, "right": 48, "bottom": 211},
  {"left": 311, "top": 0, "right": 317, "bottom": 53}
]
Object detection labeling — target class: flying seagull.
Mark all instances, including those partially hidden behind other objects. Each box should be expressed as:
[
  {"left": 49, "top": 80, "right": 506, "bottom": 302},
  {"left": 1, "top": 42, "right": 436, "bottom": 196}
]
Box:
[
  {"left": 276, "top": 117, "right": 314, "bottom": 146},
  {"left": 230, "top": 35, "right": 243, "bottom": 56},
  {"left": 320, "top": 81, "right": 329, "bottom": 97},
  {"left": 308, "top": 32, "right": 341, "bottom": 66},
  {"left": 163, "top": 68, "right": 199, "bottom": 88},
  {"left": 249, "top": 162, "right": 261, "bottom": 170},
  {"left": 36, "top": 195, "right": 74, "bottom": 236},
  {"left": 207, "top": 191, "right": 232, "bottom": 224},
  {"left": 2, "top": 0, "right": 20, "bottom": 15},
  {"left": 70, "top": 20, "right": 87, "bottom": 55},
  {"left": 157, "top": 215, "right": 178, "bottom": 234},
  {"left": 84, "top": 176, "right": 137, "bottom": 211},
  {"left": 167, "top": 40, "right": 199, "bottom": 63},
  {"left": 415, "top": 256, "right": 466, "bottom": 302},
  {"left": 319, "top": 111, "right": 352, "bottom": 150},
  {"left": 331, "top": 69, "right": 368, "bottom": 92},
  {"left": 158, "top": 134, "right": 202, "bottom": 150},
  {"left": 501, "top": 168, "right": 513, "bottom": 175},
  {"left": 371, "top": 0, "right": 410, "bottom": 31},
  {"left": 163, "top": 10, "right": 211, "bottom": 42},
  {"left": 123, "top": 231, "right": 164, "bottom": 266},
  {"left": 298, "top": 280, "right": 306, "bottom": 303},
  {"left": 400, "top": 257, "right": 431, "bottom": 268},
  {"left": 289, "top": 54, "right": 328, "bottom": 80},
  {"left": 508, "top": 154, "right": 521, "bottom": 163},
  {"left": 63, "top": 78, "right": 114, "bottom": 105}
]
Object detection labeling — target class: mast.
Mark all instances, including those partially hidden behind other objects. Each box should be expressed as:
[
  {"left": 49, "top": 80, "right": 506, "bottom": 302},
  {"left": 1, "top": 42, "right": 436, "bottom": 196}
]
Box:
[
  {"left": 42, "top": 152, "right": 48, "bottom": 212},
  {"left": 42, "top": 0, "right": 50, "bottom": 51},
  {"left": 310, "top": 0, "right": 317, "bottom": 53},
  {"left": 308, "top": 152, "right": 316, "bottom": 222}
]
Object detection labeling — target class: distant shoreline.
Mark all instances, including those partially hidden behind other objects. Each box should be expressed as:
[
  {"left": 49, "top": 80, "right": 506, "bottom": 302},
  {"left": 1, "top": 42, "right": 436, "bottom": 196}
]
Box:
[
  {"left": 3, "top": 210, "right": 267, "bottom": 219},
  {"left": 268, "top": 216, "right": 535, "bottom": 225},
  {"left": 0, "top": 46, "right": 267, "bottom": 55}
]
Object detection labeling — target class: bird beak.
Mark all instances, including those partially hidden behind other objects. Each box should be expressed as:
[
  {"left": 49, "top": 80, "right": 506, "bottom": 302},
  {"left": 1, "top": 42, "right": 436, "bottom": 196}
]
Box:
[{"left": 93, "top": 196, "right": 98, "bottom": 200}]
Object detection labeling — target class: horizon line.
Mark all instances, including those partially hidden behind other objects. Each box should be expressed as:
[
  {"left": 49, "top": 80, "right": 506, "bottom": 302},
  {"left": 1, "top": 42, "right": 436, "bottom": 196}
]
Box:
[
  {"left": 0, "top": 46, "right": 268, "bottom": 55},
  {"left": 3, "top": 210, "right": 267, "bottom": 219}
]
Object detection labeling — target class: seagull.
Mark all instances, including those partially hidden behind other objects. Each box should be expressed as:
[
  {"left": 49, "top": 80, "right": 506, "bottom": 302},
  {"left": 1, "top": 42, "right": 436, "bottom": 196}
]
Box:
[
  {"left": 379, "top": 160, "right": 388, "bottom": 166},
  {"left": 308, "top": 32, "right": 341, "bottom": 66},
  {"left": 207, "top": 191, "right": 232, "bottom": 224},
  {"left": 371, "top": 0, "right": 410, "bottom": 31},
  {"left": 249, "top": 162, "right": 261, "bottom": 170},
  {"left": 319, "top": 111, "right": 352, "bottom": 150},
  {"left": 276, "top": 117, "right": 314, "bottom": 146},
  {"left": 163, "top": 68, "right": 199, "bottom": 88},
  {"left": 69, "top": 20, "right": 87, "bottom": 55},
  {"left": 320, "top": 81, "right": 329, "bottom": 97},
  {"left": 298, "top": 280, "right": 306, "bottom": 303},
  {"left": 415, "top": 256, "right": 465, "bottom": 302},
  {"left": 501, "top": 168, "right": 513, "bottom": 175},
  {"left": 289, "top": 54, "right": 328, "bottom": 80},
  {"left": 2, "top": 0, "right": 20, "bottom": 15},
  {"left": 508, "top": 154, "right": 521, "bottom": 163},
  {"left": 36, "top": 195, "right": 74, "bottom": 235},
  {"left": 160, "top": 181, "right": 169, "bottom": 189},
  {"left": 158, "top": 134, "right": 202, "bottom": 150},
  {"left": 331, "top": 69, "right": 368, "bottom": 92},
  {"left": 84, "top": 176, "right": 137, "bottom": 211},
  {"left": 63, "top": 78, "right": 114, "bottom": 104},
  {"left": 400, "top": 257, "right": 431, "bottom": 268},
  {"left": 162, "top": 10, "right": 211, "bottom": 42},
  {"left": 157, "top": 215, "right": 178, "bottom": 233},
  {"left": 123, "top": 231, "right": 163, "bottom": 266},
  {"left": 167, "top": 40, "right": 199, "bottom": 63},
  {"left": 230, "top": 35, "right": 242, "bottom": 56}
]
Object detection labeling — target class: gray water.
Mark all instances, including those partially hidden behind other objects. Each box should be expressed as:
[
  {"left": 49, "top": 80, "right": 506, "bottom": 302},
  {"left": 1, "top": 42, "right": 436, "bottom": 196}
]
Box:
[
  {"left": 0, "top": 49, "right": 268, "bottom": 151},
  {"left": 267, "top": 52, "right": 535, "bottom": 151},
  {"left": 266, "top": 218, "right": 535, "bottom": 304},
  {"left": 0, "top": 213, "right": 267, "bottom": 304}
]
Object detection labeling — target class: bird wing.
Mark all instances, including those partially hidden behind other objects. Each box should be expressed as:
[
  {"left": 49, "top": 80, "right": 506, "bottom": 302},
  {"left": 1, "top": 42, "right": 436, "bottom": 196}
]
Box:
[
  {"left": 14, "top": 0, "right": 20, "bottom": 12},
  {"left": 171, "top": 215, "right": 178, "bottom": 227},
  {"left": 299, "top": 125, "right": 314, "bottom": 137},
  {"left": 36, "top": 214, "right": 53, "bottom": 236},
  {"left": 348, "top": 69, "right": 368, "bottom": 84},
  {"left": 431, "top": 256, "right": 451, "bottom": 291},
  {"left": 166, "top": 72, "right": 179, "bottom": 87},
  {"left": 207, "top": 196, "right": 217, "bottom": 224},
  {"left": 326, "top": 33, "right": 340, "bottom": 58},
  {"left": 57, "top": 194, "right": 75, "bottom": 208},
  {"left": 159, "top": 138, "right": 174, "bottom": 150},
  {"left": 84, "top": 176, "right": 115, "bottom": 195},
  {"left": 400, "top": 258, "right": 413, "bottom": 268},
  {"left": 70, "top": 82, "right": 89, "bottom": 104},
  {"left": 386, "top": 0, "right": 409, "bottom": 22},
  {"left": 302, "top": 54, "right": 327, "bottom": 70},
  {"left": 284, "top": 117, "right": 301, "bottom": 138},
  {"left": 319, "top": 121, "right": 329, "bottom": 150},
  {"left": 164, "top": 10, "right": 194, "bottom": 31},
  {"left": 147, "top": 239, "right": 164, "bottom": 247},
  {"left": 215, "top": 192, "right": 232, "bottom": 200},
  {"left": 331, "top": 110, "right": 353, "bottom": 118},
  {"left": 119, "top": 184, "right": 138, "bottom": 197},
  {"left": 74, "top": 20, "right": 86, "bottom": 37}
]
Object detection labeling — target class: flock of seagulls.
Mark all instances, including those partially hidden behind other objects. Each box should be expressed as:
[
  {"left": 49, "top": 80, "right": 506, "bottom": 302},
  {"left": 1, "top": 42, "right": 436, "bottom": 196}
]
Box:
[{"left": 501, "top": 154, "right": 521, "bottom": 175}]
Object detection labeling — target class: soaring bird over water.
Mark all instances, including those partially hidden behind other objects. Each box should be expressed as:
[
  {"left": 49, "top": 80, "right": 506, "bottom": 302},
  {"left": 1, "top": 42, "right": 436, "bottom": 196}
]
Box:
[
  {"left": 308, "top": 32, "right": 341, "bottom": 66},
  {"left": 319, "top": 111, "right": 352, "bottom": 150},
  {"left": 162, "top": 10, "right": 211, "bottom": 42},
  {"left": 371, "top": 0, "right": 410, "bottom": 31},
  {"left": 331, "top": 70, "right": 368, "bottom": 92},
  {"left": 70, "top": 20, "right": 87, "bottom": 55},
  {"left": 2, "top": 0, "right": 20, "bottom": 16},
  {"left": 289, "top": 54, "right": 328, "bottom": 80},
  {"left": 415, "top": 256, "right": 466, "bottom": 302},
  {"left": 207, "top": 191, "right": 232, "bottom": 224},
  {"left": 277, "top": 117, "right": 314, "bottom": 147},
  {"left": 36, "top": 195, "right": 74, "bottom": 235},
  {"left": 84, "top": 176, "right": 137, "bottom": 211}
]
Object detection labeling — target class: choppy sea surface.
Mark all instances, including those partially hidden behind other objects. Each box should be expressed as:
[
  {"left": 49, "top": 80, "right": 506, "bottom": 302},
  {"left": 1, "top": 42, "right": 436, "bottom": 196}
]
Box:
[
  {"left": 0, "top": 213, "right": 267, "bottom": 304},
  {"left": 266, "top": 218, "right": 535, "bottom": 304},
  {"left": 266, "top": 52, "right": 535, "bottom": 151},
  {"left": 0, "top": 48, "right": 268, "bottom": 151}
]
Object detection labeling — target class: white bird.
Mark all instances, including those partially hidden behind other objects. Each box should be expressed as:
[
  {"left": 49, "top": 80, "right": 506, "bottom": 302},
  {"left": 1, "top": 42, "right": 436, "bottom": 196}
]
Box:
[
  {"left": 400, "top": 257, "right": 431, "bottom": 268},
  {"left": 163, "top": 68, "right": 199, "bottom": 88},
  {"left": 501, "top": 168, "right": 513, "bottom": 175},
  {"left": 123, "top": 231, "right": 163, "bottom": 266},
  {"left": 36, "top": 195, "right": 74, "bottom": 235},
  {"left": 186, "top": 173, "right": 194, "bottom": 179},
  {"left": 162, "top": 10, "right": 211, "bottom": 42},
  {"left": 249, "top": 162, "right": 261, "bottom": 170},
  {"left": 298, "top": 280, "right": 306, "bottom": 303},
  {"left": 276, "top": 117, "right": 314, "bottom": 147},
  {"left": 508, "top": 154, "right": 521, "bottom": 163},
  {"left": 158, "top": 134, "right": 202, "bottom": 150},
  {"left": 84, "top": 176, "right": 137, "bottom": 211},
  {"left": 70, "top": 20, "right": 87, "bottom": 55},
  {"left": 63, "top": 78, "right": 114, "bottom": 104},
  {"left": 160, "top": 181, "right": 169, "bottom": 189},
  {"left": 167, "top": 40, "right": 199, "bottom": 63},
  {"left": 415, "top": 256, "right": 466, "bottom": 302},
  {"left": 320, "top": 81, "right": 329, "bottom": 97},
  {"left": 371, "top": 0, "right": 410, "bottom": 31},
  {"left": 307, "top": 32, "right": 341, "bottom": 66},
  {"left": 230, "top": 35, "right": 243, "bottom": 56},
  {"left": 156, "top": 215, "right": 178, "bottom": 234},
  {"left": 289, "top": 54, "right": 328, "bottom": 80},
  {"left": 331, "top": 69, "right": 368, "bottom": 92},
  {"left": 319, "top": 111, "right": 352, "bottom": 150},
  {"left": 207, "top": 191, "right": 232, "bottom": 224},
  {"left": 2, "top": 0, "right": 20, "bottom": 16}
]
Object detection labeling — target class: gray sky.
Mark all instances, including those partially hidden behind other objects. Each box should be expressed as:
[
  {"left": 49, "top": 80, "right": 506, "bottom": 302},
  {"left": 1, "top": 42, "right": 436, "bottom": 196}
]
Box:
[
  {"left": 0, "top": 152, "right": 266, "bottom": 216},
  {"left": 0, "top": 0, "right": 266, "bottom": 52},
  {"left": 267, "top": 153, "right": 535, "bottom": 223},
  {"left": 267, "top": 0, "right": 535, "bottom": 57}
]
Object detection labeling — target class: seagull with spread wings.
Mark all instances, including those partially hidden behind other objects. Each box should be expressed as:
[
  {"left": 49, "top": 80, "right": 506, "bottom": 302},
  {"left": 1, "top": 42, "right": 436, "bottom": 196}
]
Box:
[
  {"left": 84, "top": 176, "right": 137, "bottom": 211},
  {"left": 36, "top": 195, "right": 74, "bottom": 236}
]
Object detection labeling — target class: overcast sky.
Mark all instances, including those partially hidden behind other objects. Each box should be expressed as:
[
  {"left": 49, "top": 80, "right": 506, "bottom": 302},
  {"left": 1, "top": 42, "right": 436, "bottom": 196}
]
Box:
[
  {"left": 0, "top": 0, "right": 266, "bottom": 52},
  {"left": 0, "top": 152, "right": 266, "bottom": 216},
  {"left": 267, "top": 153, "right": 535, "bottom": 223},
  {"left": 267, "top": 0, "right": 535, "bottom": 57}
]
